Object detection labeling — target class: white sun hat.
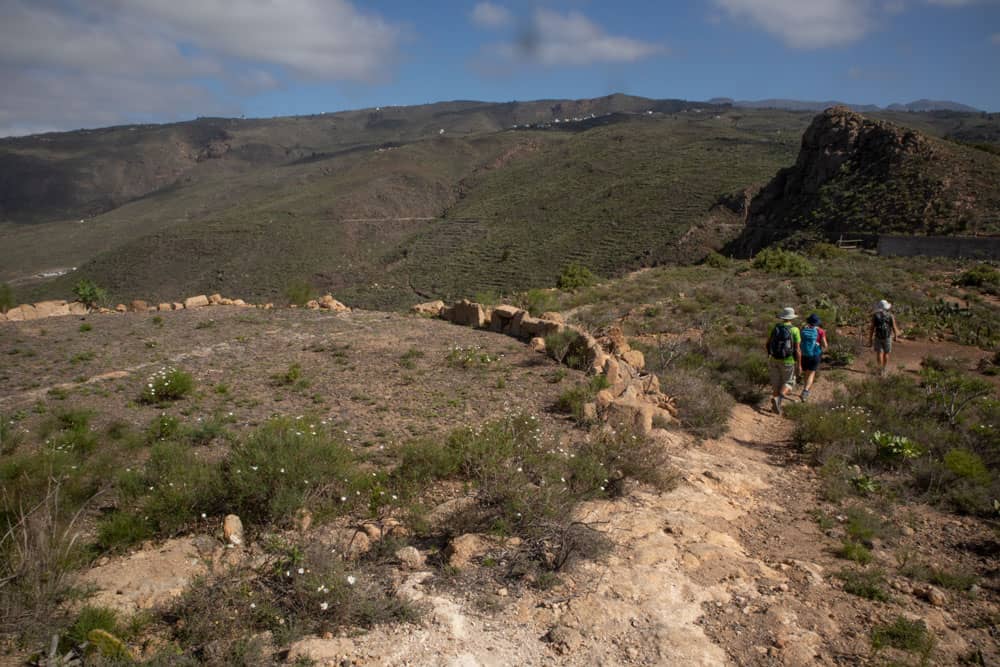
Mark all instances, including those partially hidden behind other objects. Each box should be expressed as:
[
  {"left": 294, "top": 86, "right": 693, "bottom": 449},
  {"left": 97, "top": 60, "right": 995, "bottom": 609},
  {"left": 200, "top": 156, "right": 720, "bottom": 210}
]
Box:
[
  {"left": 778, "top": 307, "right": 797, "bottom": 320},
  {"left": 877, "top": 299, "right": 892, "bottom": 311}
]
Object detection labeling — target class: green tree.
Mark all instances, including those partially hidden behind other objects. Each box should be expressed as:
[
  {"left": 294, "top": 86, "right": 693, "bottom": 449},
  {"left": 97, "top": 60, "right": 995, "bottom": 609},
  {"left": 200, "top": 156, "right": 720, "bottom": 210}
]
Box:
[{"left": 72, "top": 279, "right": 107, "bottom": 308}]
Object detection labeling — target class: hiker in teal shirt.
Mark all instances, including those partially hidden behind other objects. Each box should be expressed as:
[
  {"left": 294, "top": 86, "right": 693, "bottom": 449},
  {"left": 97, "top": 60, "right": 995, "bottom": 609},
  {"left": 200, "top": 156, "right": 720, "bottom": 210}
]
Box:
[{"left": 765, "top": 307, "right": 801, "bottom": 416}]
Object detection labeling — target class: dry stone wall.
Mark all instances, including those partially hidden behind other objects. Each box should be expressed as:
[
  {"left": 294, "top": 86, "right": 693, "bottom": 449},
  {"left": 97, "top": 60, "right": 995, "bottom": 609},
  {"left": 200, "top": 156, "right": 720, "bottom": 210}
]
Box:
[
  {"left": 0, "top": 293, "right": 351, "bottom": 323},
  {"left": 416, "top": 299, "right": 677, "bottom": 436}
]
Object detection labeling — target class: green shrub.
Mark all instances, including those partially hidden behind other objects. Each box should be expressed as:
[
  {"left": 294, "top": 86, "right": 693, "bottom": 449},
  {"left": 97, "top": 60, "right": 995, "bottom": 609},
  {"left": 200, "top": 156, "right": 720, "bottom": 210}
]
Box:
[
  {"left": 702, "top": 252, "right": 731, "bottom": 268},
  {"left": 0, "top": 283, "right": 13, "bottom": 313},
  {"left": 72, "top": 279, "right": 107, "bottom": 308},
  {"left": 871, "top": 616, "right": 934, "bottom": 656},
  {"left": 555, "top": 376, "right": 608, "bottom": 423},
  {"left": 223, "top": 418, "right": 363, "bottom": 525},
  {"left": 836, "top": 540, "right": 873, "bottom": 564},
  {"left": 0, "top": 414, "right": 23, "bottom": 455},
  {"left": 515, "top": 289, "right": 557, "bottom": 316},
  {"left": 845, "top": 507, "right": 890, "bottom": 544},
  {"left": 837, "top": 568, "right": 890, "bottom": 601},
  {"left": 285, "top": 279, "right": 315, "bottom": 307},
  {"left": 901, "top": 561, "right": 978, "bottom": 591},
  {"left": 544, "top": 329, "right": 591, "bottom": 370},
  {"left": 805, "top": 243, "right": 847, "bottom": 260},
  {"left": 955, "top": 264, "right": 1000, "bottom": 291},
  {"left": 96, "top": 512, "right": 154, "bottom": 552},
  {"left": 78, "top": 323, "right": 92, "bottom": 333},
  {"left": 751, "top": 248, "right": 815, "bottom": 276},
  {"left": 872, "top": 431, "right": 923, "bottom": 462},
  {"left": 943, "top": 449, "right": 991, "bottom": 484},
  {"left": 445, "top": 345, "right": 501, "bottom": 369},
  {"left": 66, "top": 605, "right": 120, "bottom": 646},
  {"left": 139, "top": 367, "right": 194, "bottom": 404},
  {"left": 139, "top": 441, "right": 226, "bottom": 535},
  {"left": 659, "top": 368, "right": 734, "bottom": 439},
  {"left": 146, "top": 414, "right": 181, "bottom": 442},
  {"left": 556, "top": 263, "right": 598, "bottom": 291}
]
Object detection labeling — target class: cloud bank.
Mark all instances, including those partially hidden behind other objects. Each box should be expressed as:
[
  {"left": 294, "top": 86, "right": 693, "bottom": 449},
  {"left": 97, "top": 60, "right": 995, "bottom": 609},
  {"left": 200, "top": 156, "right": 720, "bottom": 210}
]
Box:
[{"left": 0, "top": 0, "right": 401, "bottom": 136}]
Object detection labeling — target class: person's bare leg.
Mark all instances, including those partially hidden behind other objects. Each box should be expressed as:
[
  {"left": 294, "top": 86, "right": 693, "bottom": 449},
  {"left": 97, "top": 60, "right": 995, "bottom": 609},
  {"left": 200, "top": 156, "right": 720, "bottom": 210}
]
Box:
[{"left": 804, "top": 371, "right": 816, "bottom": 391}]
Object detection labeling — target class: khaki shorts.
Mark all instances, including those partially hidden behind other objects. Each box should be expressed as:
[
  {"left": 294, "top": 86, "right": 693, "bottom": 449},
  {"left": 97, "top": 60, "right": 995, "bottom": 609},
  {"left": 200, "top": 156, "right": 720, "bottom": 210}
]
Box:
[
  {"left": 769, "top": 358, "right": 796, "bottom": 393},
  {"left": 874, "top": 338, "right": 892, "bottom": 354}
]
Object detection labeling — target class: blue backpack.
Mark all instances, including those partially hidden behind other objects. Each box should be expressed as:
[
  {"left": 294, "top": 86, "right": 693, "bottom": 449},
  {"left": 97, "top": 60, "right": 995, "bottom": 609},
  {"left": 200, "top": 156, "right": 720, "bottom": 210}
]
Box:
[{"left": 801, "top": 326, "right": 821, "bottom": 357}]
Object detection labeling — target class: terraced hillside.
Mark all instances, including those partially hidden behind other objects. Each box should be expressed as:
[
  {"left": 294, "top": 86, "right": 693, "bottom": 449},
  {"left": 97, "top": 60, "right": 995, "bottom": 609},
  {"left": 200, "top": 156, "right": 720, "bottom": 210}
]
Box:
[{"left": 6, "top": 99, "right": 1000, "bottom": 310}]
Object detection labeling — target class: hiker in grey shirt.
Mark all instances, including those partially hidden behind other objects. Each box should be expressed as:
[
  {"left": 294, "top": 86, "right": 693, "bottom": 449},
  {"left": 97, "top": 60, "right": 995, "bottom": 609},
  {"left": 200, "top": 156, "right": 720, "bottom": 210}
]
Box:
[{"left": 867, "top": 299, "right": 901, "bottom": 377}]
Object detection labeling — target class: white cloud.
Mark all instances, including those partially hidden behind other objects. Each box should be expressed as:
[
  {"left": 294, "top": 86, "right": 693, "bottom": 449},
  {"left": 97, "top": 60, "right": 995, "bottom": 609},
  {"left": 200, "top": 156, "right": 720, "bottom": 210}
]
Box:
[
  {"left": 0, "top": 0, "right": 402, "bottom": 135},
  {"left": 482, "top": 8, "right": 665, "bottom": 67},
  {"left": 711, "top": 0, "right": 875, "bottom": 48},
  {"left": 471, "top": 2, "right": 513, "bottom": 28}
]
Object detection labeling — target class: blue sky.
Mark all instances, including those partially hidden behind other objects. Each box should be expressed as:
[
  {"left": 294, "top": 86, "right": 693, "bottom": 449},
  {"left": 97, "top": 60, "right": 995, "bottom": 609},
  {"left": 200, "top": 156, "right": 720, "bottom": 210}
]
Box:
[{"left": 1, "top": 0, "right": 998, "bottom": 136}]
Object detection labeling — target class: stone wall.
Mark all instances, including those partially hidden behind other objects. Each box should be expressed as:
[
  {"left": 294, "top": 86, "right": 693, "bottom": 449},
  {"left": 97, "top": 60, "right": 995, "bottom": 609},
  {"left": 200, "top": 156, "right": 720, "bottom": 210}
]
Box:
[
  {"left": 878, "top": 235, "right": 1000, "bottom": 260},
  {"left": 0, "top": 293, "right": 351, "bottom": 323},
  {"left": 416, "top": 299, "right": 677, "bottom": 436}
]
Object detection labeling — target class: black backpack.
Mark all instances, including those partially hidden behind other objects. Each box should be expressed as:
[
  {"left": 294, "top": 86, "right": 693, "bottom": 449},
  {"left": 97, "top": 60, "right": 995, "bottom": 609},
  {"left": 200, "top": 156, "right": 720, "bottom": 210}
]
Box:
[
  {"left": 873, "top": 311, "right": 893, "bottom": 340},
  {"left": 768, "top": 324, "right": 794, "bottom": 359}
]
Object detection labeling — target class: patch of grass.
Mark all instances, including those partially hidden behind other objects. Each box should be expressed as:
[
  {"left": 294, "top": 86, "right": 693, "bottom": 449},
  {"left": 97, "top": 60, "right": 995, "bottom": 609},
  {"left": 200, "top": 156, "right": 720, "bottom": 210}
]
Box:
[
  {"left": 555, "top": 375, "right": 609, "bottom": 424},
  {"left": 900, "top": 562, "right": 978, "bottom": 591},
  {"left": 272, "top": 362, "right": 310, "bottom": 389},
  {"left": 78, "top": 323, "right": 92, "bottom": 333},
  {"left": 66, "top": 605, "right": 121, "bottom": 646},
  {"left": 70, "top": 351, "right": 95, "bottom": 364},
  {"left": 96, "top": 512, "right": 154, "bottom": 553},
  {"left": 139, "top": 367, "right": 194, "bottom": 404},
  {"left": 398, "top": 348, "right": 425, "bottom": 369},
  {"left": 836, "top": 540, "right": 874, "bottom": 564},
  {"left": 751, "top": 248, "right": 815, "bottom": 276},
  {"left": 837, "top": 568, "right": 891, "bottom": 601},
  {"left": 658, "top": 367, "right": 734, "bottom": 439},
  {"left": 445, "top": 345, "right": 502, "bottom": 369},
  {"left": 845, "top": 507, "right": 891, "bottom": 544},
  {"left": 871, "top": 616, "right": 935, "bottom": 657}
]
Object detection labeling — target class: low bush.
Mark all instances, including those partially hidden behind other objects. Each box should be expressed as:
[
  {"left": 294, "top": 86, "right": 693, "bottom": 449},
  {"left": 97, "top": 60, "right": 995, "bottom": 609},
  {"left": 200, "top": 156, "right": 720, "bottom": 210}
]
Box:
[
  {"left": 870, "top": 615, "right": 935, "bottom": 657},
  {"left": 445, "top": 345, "right": 502, "bottom": 369},
  {"left": 285, "top": 279, "right": 315, "bottom": 307},
  {"left": 544, "top": 329, "right": 591, "bottom": 371},
  {"left": 751, "top": 248, "right": 815, "bottom": 276},
  {"left": 139, "top": 367, "right": 194, "bottom": 404},
  {"left": 0, "top": 283, "right": 13, "bottom": 313},
  {"left": 955, "top": 264, "right": 1000, "bottom": 293},
  {"left": 836, "top": 540, "right": 873, "bottom": 564},
  {"left": 556, "top": 376, "right": 608, "bottom": 423},
  {"left": 837, "top": 568, "right": 891, "bottom": 601},
  {"left": 66, "top": 605, "right": 121, "bottom": 646},
  {"left": 514, "top": 288, "right": 557, "bottom": 316},
  {"left": 662, "top": 368, "right": 734, "bottom": 439},
  {"left": 556, "top": 263, "right": 598, "bottom": 291},
  {"left": 900, "top": 561, "right": 978, "bottom": 591},
  {"left": 72, "top": 279, "right": 107, "bottom": 309}
]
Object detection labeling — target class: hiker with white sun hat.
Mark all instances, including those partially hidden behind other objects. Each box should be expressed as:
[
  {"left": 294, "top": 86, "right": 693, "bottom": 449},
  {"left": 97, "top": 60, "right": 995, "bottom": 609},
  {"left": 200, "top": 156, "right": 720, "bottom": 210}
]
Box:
[
  {"left": 868, "top": 299, "right": 902, "bottom": 377},
  {"left": 764, "top": 306, "right": 802, "bottom": 415}
]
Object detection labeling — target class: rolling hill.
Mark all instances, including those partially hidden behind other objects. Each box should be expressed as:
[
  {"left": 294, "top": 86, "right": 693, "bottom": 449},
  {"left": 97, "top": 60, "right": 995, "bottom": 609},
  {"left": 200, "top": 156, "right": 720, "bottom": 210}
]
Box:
[{"left": 3, "top": 95, "right": 1000, "bottom": 309}]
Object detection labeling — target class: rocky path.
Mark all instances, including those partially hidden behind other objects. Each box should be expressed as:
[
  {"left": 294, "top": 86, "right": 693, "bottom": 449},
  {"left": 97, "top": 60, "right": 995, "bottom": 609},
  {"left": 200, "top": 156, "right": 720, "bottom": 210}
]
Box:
[{"left": 280, "top": 405, "right": 840, "bottom": 666}]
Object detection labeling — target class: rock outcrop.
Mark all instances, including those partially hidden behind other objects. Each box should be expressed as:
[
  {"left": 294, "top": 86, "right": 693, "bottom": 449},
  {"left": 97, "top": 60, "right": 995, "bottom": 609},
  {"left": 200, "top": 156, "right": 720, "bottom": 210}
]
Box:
[{"left": 729, "top": 106, "right": 1000, "bottom": 254}]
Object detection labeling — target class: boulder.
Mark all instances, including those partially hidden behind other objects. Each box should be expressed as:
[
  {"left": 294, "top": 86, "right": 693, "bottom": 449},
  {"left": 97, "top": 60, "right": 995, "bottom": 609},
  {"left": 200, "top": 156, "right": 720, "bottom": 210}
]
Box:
[
  {"left": 184, "top": 295, "right": 209, "bottom": 309},
  {"left": 6, "top": 304, "right": 38, "bottom": 321},
  {"left": 490, "top": 305, "right": 522, "bottom": 333},
  {"left": 219, "top": 298, "right": 234, "bottom": 306},
  {"left": 582, "top": 402, "right": 598, "bottom": 422},
  {"left": 262, "top": 303, "right": 274, "bottom": 310},
  {"left": 529, "top": 337, "right": 546, "bottom": 353},
  {"left": 605, "top": 398, "right": 654, "bottom": 437},
  {"left": 603, "top": 357, "right": 622, "bottom": 391},
  {"left": 223, "top": 514, "right": 244, "bottom": 546},
  {"left": 34, "top": 300, "right": 70, "bottom": 318},
  {"left": 450, "top": 300, "right": 488, "bottom": 328},
  {"left": 539, "top": 311, "right": 565, "bottom": 324},
  {"left": 172, "top": 302, "right": 184, "bottom": 310},
  {"left": 0, "top": 312, "right": 7, "bottom": 322},
  {"left": 411, "top": 300, "right": 445, "bottom": 317},
  {"left": 232, "top": 299, "right": 247, "bottom": 307},
  {"left": 446, "top": 533, "right": 489, "bottom": 569},
  {"left": 130, "top": 300, "right": 149, "bottom": 313},
  {"left": 319, "top": 295, "right": 350, "bottom": 312},
  {"left": 621, "top": 348, "right": 645, "bottom": 370},
  {"left": 208, "top": 293, "right": 223, "bottom": 305},
  {"left": 114, "top": 304, "right": 126, "bottom": 313},
  {"left": 595, "top": 389, "right": 615, "bottom": 409},
  {"left": 305, "top": 300, "right": 321, "bottom": 310},
  {"left": 157, "top": 303, "right": 172, "bottom": 312},
  {"left": 67, "top": 301, "right": 89, "bottom": 315},
  {"left": 508, "top": 309, "right": 528, "bottom": 338},
  {"left": 395, "top": 546, "right": 426, "bottom": 569}
]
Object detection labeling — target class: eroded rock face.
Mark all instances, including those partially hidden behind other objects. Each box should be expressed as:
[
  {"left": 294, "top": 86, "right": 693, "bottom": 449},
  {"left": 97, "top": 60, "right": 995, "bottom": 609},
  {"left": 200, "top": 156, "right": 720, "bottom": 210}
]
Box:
[{"left": 731, "top": 105, "right": 954, "bottom": 253}]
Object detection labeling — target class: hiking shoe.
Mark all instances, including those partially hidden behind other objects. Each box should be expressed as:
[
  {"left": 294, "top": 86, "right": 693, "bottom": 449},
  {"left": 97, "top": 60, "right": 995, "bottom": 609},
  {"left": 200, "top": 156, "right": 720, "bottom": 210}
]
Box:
[
  {"left": 801, "top": 389, "right": 810, "bottom": 402},
  {"left": 770, "top": 396, "right": 779, "bottom": 414}
]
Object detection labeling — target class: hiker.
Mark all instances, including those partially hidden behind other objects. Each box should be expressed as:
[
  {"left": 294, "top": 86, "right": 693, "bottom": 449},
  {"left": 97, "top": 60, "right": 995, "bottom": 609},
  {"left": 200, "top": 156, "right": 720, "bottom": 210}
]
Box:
[
  {"left": 799, "top": 313, "right": 828, "bottom": 402},
  {"left": 765, "top": 307, "right": 801, "bottom": 415},
  {"left": 868, "top": 299, "right": 901, "bottom": 377}
]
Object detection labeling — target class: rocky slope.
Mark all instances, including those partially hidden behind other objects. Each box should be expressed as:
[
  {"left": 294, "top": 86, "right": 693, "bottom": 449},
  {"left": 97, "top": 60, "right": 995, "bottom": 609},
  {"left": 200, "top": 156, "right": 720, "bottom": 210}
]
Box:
[{"left": 730, "top": 106, "right": 1000, "bottom": 254}]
